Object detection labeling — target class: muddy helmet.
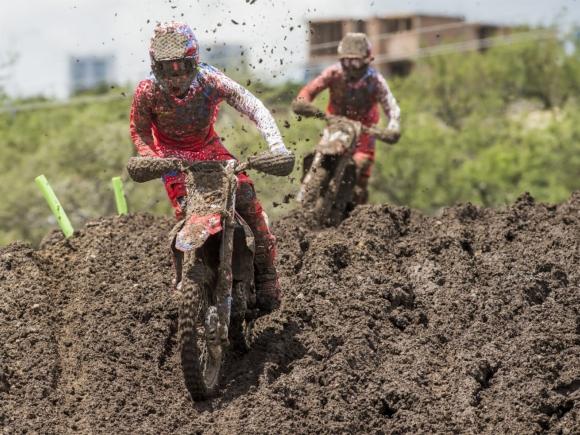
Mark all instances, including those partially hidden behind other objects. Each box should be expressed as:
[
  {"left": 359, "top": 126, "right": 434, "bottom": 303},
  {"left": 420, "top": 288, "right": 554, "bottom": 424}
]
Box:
[
  {"left": 337, "top": 33, "right": 372, "bottom": 59},
  {"left": 149, "top": 22, "right": 200, "bottom": 95},
  {"left": 149, "top": 22, "right": 200, "bottom": 63}
]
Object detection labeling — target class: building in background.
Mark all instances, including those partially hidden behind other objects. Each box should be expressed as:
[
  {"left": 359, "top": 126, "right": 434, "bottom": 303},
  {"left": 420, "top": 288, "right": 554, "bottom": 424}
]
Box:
[
  {"left": 69, "top": 55, "right": 115, "bottom": 94},
  {"left": 306, "top": 14, "right": 512, "bottom": 78}
]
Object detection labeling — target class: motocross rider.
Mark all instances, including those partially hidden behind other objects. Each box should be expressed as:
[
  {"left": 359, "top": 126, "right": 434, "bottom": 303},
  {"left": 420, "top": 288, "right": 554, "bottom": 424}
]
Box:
[
  {"left": 292, "top": 32, "right": 401, "bottom": 204},
  {"left": 130, "top": 22, "right": 293, "bottom": 315}
]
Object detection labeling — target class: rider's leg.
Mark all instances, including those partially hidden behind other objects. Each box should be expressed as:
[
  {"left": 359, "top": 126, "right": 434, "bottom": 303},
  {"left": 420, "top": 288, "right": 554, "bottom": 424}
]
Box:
[
  {"left": 235, "top": 174, "right": 281, "bottom": 314},
  {"left": 162, "top": 172, "right": 187, "bottom": 291},
  {"left": 162, "top": 171, "right": 187, "bottom": 220},
  {"left": 353, "top": 151, "right": 374, "bottom": 205}
]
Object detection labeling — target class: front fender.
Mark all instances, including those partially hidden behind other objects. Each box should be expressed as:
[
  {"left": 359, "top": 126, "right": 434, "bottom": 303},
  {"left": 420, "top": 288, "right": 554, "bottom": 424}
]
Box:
[{"left": 175, "top": 213, "right": 223, "bottom": 252}]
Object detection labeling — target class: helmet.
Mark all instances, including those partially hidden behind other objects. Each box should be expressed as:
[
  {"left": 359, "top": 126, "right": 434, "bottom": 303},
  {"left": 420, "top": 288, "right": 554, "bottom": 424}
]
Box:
[
  {"left": 337, "top": 33, "right": 372, "bottom": 59},
  {"left": 149, "top": 22, "right": 199, "bottom": 63},
  {"left": 149, "top": 22, "right": 200, "bottom": 96}
]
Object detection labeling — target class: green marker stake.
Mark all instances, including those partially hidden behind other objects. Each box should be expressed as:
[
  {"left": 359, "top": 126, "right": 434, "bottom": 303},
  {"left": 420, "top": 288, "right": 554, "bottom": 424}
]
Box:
[
  {"left": 34, "top": 175, "right": 74, "bottom": 238},
  {"left": 112, "top": 176, "right": 128, "bottom": 215}
]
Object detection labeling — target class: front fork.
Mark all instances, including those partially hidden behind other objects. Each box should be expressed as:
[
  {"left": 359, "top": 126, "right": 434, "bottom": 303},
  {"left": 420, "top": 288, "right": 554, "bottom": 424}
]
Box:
[
  {"left": 199, "top": 218, "right": 234, "bottom": 360},
  {"left": 214, "top": 216, "right": 235, "bottom": 347},
  {"left": 297, "top": 152, "right": 324, "bottom": 202}
]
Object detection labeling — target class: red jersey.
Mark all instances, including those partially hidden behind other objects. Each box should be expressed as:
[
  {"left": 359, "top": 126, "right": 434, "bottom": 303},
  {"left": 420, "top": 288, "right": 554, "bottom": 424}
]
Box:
[
  {"left": 297, "top": 63, "right": 401, "bottom": 131},
  {"left": 130, "top": 63, "right": 283, "bottom": 161}
]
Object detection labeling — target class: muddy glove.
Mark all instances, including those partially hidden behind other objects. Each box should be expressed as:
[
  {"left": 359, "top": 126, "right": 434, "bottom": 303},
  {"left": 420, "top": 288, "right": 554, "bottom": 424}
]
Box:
[
  {"left": 291, "top": 99, "right": 325, "bottom": 118},
  {"left": 248, "top": 144, "right": 295, "bottom": 177},
  {"left": 385, "top": 119, "right": 401, "bottom": 144},
  {"left": 377, "top": 129, "right": 401, "bottom": 144}
]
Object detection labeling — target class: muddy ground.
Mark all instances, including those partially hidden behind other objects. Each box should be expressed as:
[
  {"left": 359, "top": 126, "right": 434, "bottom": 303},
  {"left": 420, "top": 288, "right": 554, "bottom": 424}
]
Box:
[{"left": 1, "top": 192, "right": 578, "bottom": 434}]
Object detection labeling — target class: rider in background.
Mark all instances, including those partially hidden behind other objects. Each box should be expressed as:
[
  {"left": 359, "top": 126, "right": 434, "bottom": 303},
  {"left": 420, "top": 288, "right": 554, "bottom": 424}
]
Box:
[
  {"left": 292, "top": 32, "right": 401, "bottom": 204},
  {"left": 130, "top": 22, "right": 291, "bottom": 315}
]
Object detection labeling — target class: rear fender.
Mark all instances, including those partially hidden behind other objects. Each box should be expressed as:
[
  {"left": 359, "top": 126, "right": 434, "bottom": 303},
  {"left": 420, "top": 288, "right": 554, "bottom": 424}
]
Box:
[{"left": 175, "top": 213, "right": 223, "bottom": 252}]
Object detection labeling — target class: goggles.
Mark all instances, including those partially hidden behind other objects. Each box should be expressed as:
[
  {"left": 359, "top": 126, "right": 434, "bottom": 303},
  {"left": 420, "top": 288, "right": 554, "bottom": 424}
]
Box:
[
  {"left": 153, "top": 58, "right": 197, "bottom": 78},
  {"left": 340, "top": 58, "right": 367, "bottom": 70}
]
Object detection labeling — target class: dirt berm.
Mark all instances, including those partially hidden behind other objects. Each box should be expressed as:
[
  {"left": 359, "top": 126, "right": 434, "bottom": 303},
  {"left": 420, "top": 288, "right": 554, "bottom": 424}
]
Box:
[{"left": 1, "top": 192, "right": 579, "bottom": 434}]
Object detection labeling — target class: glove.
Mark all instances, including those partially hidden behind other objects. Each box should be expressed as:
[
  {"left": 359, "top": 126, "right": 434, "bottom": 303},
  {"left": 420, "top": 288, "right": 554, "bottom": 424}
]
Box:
[
  {"left": 291, "top": 99, "right": 325, "bottom": 118},
  {"left": 387, "top": 120, "right": 401, "bottom": 141},
  {"left": 248, "top": 148, "right": 295, "bottom": 177},
  {"left": 383, "top": 120, "right": 401, "bottom": 144},
  {"left": 376, "top": 129, "right": 400, "bottom": 144}
]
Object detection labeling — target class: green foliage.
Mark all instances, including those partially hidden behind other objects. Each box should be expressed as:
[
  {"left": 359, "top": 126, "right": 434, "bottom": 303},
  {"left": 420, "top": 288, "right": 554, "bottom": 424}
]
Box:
[
  {"left": 372, "top": 33, "right": 580, "bottom": 211},
  {"left": 0, "top": 89, "right": 170, "bottom": 244},
  {"left": 1, "top": 35, "right": 579, "bottom": 245},
  {"left": 0, "top": 82, "right": 315, "bottom": 246}
]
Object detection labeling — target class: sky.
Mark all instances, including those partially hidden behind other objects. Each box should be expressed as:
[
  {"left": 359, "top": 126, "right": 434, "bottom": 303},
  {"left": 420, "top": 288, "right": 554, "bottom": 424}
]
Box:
[{"left": 0, "top": 0, "right": 579, "bottom": 98}]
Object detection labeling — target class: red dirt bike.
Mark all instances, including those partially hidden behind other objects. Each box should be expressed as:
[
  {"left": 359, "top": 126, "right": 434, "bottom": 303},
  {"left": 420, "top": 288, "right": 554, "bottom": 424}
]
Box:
[
  {"left": 127, "top": 152, "right": 293, "bottom": 400},
  {"left": 297, "top": 113, "right": 398, "bottom": 227}
]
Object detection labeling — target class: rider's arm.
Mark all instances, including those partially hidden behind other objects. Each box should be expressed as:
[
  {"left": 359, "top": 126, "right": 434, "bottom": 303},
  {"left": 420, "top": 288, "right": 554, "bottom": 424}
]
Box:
[
  {"left": 210, "top": 70, "right": 288, "bottom": 153},
  {"left": 296, "top": 64, "right": 336, "bottom": 102},
  {"left": 376, "top": 73, "right": 401, "bottom": 133},
  {"left": 129, "top": 80, "right": 157, "bottom": 157},
  {"left": 291, "top": 65, "right": 336, "bottom": 117}
]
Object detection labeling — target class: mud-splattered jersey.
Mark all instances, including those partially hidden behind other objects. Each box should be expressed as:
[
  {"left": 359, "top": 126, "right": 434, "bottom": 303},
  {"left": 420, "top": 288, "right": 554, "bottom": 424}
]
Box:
[
  {"left": 297, "top": 63, "right": 401, "bottom": 130},
  {"left": 130, "top": 63, "right": 283, "bottom": 159}
]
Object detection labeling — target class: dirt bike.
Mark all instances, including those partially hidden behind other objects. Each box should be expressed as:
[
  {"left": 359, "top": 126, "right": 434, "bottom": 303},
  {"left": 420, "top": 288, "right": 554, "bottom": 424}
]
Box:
[
  {"left": 127, "top": 151, "right": 293, "bottom": 400},
  {"left": 297, "top": 113, "right": 398, "bottom": 227}
]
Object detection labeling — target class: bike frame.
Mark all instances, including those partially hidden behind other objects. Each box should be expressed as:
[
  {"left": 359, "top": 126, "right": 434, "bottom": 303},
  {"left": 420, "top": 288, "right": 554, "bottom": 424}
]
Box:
[{"left": 171, "top": 160, "right": 239, "bottom": 336}]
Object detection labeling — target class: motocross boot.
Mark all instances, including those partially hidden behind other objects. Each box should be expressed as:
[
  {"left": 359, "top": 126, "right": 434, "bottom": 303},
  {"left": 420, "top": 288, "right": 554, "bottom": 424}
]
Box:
[{"left": 253, "top": 233, "right": 281, "bottom": 314}]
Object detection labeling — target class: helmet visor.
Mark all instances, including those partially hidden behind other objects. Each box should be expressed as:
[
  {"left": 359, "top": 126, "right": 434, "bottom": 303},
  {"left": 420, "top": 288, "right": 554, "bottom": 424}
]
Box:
[
  {"left": 340, "top": 58, "right": 366, "bottom": 70},
  {"left": 153, "top": 58, "right": 197, "bottom": 78}
]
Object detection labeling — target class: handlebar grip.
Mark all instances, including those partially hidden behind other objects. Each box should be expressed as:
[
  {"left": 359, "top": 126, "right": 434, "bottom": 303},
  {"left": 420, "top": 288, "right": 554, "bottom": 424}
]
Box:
[
  {"left": 362, "top": 126, "right": 400, "bottom": 144},
  {"left": 247, "top": 151, "right": 295, "bottom": 176},
  {"left": 291, "top": 100, "right": 326, "bottom": 119},
  {"left": 126, "top": 157, "right": 182, "bottom": 183}
]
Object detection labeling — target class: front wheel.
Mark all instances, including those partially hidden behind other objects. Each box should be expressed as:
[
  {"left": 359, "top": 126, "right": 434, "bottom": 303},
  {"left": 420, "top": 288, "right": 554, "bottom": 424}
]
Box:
[{"left": 178, "top": 264, "right": 223, "bottom": 400}]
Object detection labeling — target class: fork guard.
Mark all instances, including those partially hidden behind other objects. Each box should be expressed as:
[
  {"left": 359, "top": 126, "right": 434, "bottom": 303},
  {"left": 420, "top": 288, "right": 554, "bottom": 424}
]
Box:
[{"left": 175, "top": 213, "right": 223, "bottom": 252}]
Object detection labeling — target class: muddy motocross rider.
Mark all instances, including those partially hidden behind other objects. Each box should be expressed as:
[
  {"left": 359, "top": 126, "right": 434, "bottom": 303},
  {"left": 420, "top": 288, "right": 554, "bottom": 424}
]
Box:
[
  {"left": 292, "top": 33, "right": 401, "bottom": 204},
  {"left": 130, "top": 22, "right": 293, "bottom": 315}
]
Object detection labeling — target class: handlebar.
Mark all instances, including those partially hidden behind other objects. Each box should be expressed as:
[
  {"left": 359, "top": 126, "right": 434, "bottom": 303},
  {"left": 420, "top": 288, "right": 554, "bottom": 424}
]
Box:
[
  {"left": 293, "top": 100, "right": 400, "bottom": 143},
  {"left": 127, "top": 150, "right": 295, "bottom": 183},
  {"left": 362, "top": 123, "right": 400, "bottom": 144},
  {"left": 126, "top": 157, "right": 248, "bottom": 183},
  {"left": 322, "top": 113, "right": 400, "bottom": 145}
]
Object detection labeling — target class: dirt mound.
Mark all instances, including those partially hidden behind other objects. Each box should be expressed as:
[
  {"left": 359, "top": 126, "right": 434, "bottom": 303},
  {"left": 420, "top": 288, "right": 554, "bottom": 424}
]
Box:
[{"left": 1, "top": 194, "right": 579, "bottom": 434}]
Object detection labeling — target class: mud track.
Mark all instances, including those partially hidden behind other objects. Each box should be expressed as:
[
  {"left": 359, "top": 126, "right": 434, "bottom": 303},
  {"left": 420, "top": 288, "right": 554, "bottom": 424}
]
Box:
[{"left": 1, "top": 193, "right": 579, "bottom": 434}]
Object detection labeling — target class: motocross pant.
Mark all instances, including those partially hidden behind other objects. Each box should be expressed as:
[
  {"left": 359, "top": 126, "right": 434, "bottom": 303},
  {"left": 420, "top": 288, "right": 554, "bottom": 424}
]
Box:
[
  {"left": 352, "top": 133, "right": 376, "bottom": 205},
  {"left": 163, "top": 172, "right": 281, "bottom": 313}
]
